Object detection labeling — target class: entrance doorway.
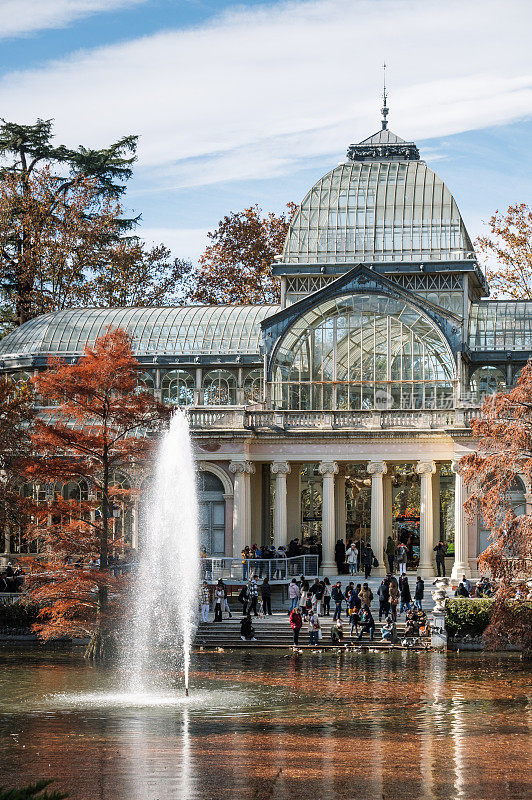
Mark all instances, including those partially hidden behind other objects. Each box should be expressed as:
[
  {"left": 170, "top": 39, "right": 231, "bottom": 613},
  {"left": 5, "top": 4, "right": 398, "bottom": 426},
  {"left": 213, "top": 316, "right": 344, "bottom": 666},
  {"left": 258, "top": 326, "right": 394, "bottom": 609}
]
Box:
[{"left": 198, "top": 472, "right": 225, "bottom": 555}]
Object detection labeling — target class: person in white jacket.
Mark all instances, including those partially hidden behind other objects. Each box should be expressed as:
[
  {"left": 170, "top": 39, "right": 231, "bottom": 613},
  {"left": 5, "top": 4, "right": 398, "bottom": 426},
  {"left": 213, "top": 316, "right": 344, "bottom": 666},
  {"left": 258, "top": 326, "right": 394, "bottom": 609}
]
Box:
[{"left": 346, "top": 545, "right": 358, "bottom": 575}]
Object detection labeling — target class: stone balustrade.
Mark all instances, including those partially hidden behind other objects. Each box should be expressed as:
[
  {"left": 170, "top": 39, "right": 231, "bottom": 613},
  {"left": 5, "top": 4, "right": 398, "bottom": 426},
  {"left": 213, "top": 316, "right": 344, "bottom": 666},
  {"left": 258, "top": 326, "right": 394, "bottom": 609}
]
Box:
[{"left": 187, "top": 407, "right": 483, "bottom": 432}]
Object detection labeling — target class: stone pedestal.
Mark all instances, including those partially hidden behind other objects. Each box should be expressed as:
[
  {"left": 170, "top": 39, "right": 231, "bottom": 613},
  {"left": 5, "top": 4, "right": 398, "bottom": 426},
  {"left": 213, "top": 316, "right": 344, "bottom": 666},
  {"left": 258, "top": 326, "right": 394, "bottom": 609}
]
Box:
[{"left": 431, "top": 610, "right": 448, "bottom": 650}]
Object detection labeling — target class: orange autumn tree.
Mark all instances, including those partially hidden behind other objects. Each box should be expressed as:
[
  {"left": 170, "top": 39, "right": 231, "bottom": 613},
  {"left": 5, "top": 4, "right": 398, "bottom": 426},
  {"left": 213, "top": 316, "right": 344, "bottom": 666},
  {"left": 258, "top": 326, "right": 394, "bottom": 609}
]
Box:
[
  {"left": 184, "top": 203, "right": 295, "bottom": 304},
  {"left": 23, "top": 328, "right": 168, "bottom": 659},
  {"left": 461, "top": 362, "right": 532, "bottom": 651},
  {"left": 477, "top": 203, "right": 532, "bottom": 299}
]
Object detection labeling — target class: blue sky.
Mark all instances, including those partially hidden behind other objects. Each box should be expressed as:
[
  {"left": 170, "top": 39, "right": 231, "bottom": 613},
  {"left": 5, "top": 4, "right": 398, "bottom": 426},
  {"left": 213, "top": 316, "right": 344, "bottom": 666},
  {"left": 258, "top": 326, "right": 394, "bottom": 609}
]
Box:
[{"left": 1, "top": 0, "right": 531, "bottom": 265}]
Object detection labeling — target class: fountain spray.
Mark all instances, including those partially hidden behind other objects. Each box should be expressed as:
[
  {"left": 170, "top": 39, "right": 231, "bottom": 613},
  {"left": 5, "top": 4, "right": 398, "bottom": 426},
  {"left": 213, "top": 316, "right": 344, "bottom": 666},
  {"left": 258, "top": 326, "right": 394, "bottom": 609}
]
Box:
[{"left": 126, "top": 411, "right": 200, "bottom": 696}]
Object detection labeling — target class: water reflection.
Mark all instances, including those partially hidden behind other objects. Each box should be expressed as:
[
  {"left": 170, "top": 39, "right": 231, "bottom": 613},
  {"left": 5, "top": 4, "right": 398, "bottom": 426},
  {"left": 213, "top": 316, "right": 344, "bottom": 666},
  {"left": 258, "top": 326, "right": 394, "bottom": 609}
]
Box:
[{"left": 0, "top": 648, "right": 530, "bottom": 800}]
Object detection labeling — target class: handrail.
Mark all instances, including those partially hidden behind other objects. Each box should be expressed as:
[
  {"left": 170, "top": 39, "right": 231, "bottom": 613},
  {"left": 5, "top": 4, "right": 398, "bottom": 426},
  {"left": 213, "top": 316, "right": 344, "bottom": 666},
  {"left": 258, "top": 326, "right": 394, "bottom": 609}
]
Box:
[
  {"left": 187, "top": 407, "right": 482, "bottom": 431},
  {"left": 200, "top": 555, "right": 319, "bottom": 582}
]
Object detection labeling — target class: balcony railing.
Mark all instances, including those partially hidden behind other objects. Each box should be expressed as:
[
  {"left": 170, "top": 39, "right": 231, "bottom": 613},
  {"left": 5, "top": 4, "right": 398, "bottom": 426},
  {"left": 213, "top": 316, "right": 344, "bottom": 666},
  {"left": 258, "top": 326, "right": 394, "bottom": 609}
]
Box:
[
  {"left": 201, "top": 555, "right": 319, "bottom": 583},
  {"left": 187, "top": 407, "right": 483, "bottom": 432}
]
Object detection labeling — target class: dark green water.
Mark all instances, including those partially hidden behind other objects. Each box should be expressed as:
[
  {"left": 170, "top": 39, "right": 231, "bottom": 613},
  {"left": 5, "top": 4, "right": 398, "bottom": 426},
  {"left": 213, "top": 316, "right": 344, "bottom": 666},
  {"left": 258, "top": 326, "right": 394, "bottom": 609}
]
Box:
[{"left": 0, "top": 646, "right": 530, "bottom": 799}]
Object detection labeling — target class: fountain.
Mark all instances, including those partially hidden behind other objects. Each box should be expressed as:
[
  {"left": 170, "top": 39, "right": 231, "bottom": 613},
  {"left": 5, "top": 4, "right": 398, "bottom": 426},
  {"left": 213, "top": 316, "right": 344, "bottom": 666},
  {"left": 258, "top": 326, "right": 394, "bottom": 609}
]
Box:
[{"left": 125, "top": 411, "right": 200, "bottom": 695}]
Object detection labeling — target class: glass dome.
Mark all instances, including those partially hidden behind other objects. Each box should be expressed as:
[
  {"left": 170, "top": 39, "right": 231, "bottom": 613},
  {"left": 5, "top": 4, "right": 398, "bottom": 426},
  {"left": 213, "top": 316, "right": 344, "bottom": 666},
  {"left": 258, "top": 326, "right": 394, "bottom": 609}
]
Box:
[
  {"left": 283, "top": 152, "right": 474, "bottom": 264},
  {"left": 271, "top": 293, "right": 456, "bottom": 411}
]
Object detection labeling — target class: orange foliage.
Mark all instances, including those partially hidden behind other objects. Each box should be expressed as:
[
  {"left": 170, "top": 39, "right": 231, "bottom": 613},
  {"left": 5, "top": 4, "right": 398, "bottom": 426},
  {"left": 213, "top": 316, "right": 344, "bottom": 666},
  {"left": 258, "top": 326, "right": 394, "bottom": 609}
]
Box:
[
  {"left": 477, "top": 203, "right": 532, "bottom": 299},
  {"left": 21, "top": 328, "right": 169, "bottom": 644},
  {"left": 461, "top": 362, "right": 532, "bottom": 649},
  {"left": 186, "top": 203, "right": 295, "bottom": 304}
]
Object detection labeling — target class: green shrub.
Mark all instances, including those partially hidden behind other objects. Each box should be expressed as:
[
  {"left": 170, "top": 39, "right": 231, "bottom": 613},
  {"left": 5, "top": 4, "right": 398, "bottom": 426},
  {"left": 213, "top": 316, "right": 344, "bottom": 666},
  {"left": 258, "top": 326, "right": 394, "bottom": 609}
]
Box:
[
  {"left": 445, "top": 598, "right": 493, "bottom": 637},
  {"left": 0, "top": 601, "right": 40, "bottom": 630},
  {"left": 0, "top": 781, "right": 67, "bottom": 800}
]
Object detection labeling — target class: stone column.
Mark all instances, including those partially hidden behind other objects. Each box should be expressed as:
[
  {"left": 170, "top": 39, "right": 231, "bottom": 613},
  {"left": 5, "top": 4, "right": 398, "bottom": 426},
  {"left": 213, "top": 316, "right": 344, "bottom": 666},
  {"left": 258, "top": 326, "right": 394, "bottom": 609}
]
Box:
[
  {"left": 131, "top": 502, "right": 139, "bottom": 550},
  {"left": 416, "top": 461, "right": 437, "bottom": 576},
  {"left": 368, "top": 461, "right": 387, "bottom": 577},
  {"left": 335, "top": 468, "right": 347, "bottom": 542},
  {"left": 229, "top": 461, "right": 255, "bottom": 557},
  {"left": 271, "top": 462, "right": 290, "bottom": 549},
  {"left": 319, "top": 461, "right": 338, "bottom": 575},
  {"left": 451, "top": 460, "right": 471, "bottom": 579}
]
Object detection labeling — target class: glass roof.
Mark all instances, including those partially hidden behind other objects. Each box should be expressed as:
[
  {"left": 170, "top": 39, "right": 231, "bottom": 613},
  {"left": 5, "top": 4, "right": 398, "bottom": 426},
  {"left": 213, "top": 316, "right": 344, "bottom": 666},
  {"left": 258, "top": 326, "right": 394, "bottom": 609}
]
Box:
[
  {"left": 0, "top": 306, "right": 278, "bottom": 360},
  {"left": 469, "top": 301, "right": 532, "bottom": 350},
  {"left": 282, "top": 160, "right": 475, "bottom": 264}
]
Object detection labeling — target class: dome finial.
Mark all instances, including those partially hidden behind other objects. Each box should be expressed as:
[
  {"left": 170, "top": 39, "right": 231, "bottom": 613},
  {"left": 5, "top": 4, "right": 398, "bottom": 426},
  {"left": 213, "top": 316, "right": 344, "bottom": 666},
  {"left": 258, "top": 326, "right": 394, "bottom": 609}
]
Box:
[{"left": 381, "top": 62, "right": 389, "bottom": 130}]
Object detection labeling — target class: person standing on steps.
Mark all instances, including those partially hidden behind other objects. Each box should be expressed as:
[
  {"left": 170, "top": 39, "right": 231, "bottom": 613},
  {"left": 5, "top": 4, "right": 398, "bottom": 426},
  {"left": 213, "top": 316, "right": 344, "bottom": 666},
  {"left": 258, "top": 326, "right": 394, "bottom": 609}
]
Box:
[
  {"left": 335, "top": 539, "right": 346, "bottom": 573},
  {"left": 385, "top": 536, "right": 396, "bottom": 574},
  {"left": 261, "top": 577, "right": 272, "bottom": 615},
  {"left": 346, "top": 543, "right": 358, "bottom": 575},
  {"left": 200, "top": 581, "right": 210, "bottom": 623},
  {"left": 399, "top": 574, "right": 412, "bottom": 614},
  {"left": 414, "top": 576, "right": 424, "bottom": 611},
  {"left": 288, "top": 577, "right": 300, "bottom": 613},
  {"left": 214, "top": 582, "right": 225, "bottom": 622},
  {"left": 434, "top": 541, "right": 447, "bottom": 576},
  {"left": 397, "top": 542, "right": 408, "bottom": 576},
  {"left": 389, "top": 578, "right": 399, "bottom": 622},
  {"left": 218, "top": 578, "right": 232, "bottom": 618},
  {"left": 310, "top": 577, "right": 324, "bottom": 615},
  {"left": 377, "top": 578, "right": 390, "bottom": 621},
  {"left": 247, "top": 575, "right": 259, "bottom": 616},
  {"left": 332, "top": 581, "right": 344, "bottom": 620},
  {"left": 290, "top": 606, "right": 303, "bottom": 647},
  {"left": 362, "top": 543, "right": 375, "bottom": 579},
  {"left": 322, "top": 577, "right": 332, "bottom": 616},
  {"left": 308, "top": 610, "right": 321, "bottom": 646}
]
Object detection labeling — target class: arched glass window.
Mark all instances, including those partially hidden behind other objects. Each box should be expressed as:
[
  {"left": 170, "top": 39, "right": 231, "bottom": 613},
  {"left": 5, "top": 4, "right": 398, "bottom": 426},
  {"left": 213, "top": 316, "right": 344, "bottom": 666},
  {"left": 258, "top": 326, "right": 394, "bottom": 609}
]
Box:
[
  {"left": 136, "top": 371, "right": 155, "bottom": 394},
  {"left": 469, "top": 366, "right": 506, "bottom": 397},
  {"left": 202, "top": 370, "right": 237, "bottom": 405},
  {"left": 243, "top": 369, "right": 263, "bottom": 404},
  {"left": 161, "top": 369, "right": 194, "bottom": 405},
  {"left": 59, "top": 479, "right": 89, "bottom": 503},
  {"left": 271, "top": 294, "right": 455, "bottom": 410}
]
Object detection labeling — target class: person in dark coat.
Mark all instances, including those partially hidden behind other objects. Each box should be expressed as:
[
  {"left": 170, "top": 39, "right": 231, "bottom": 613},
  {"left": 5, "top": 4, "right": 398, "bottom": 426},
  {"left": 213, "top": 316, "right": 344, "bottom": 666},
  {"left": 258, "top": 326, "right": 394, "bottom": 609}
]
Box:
[
  {"left": 377, "top": 579, "right": 390, "bottom": 621},
  {"left": 414, "top": 576, "right": 425, "bottom": 611},
  {"left": 240, "top": 613, "right": 256, "bottom": 641},
  {"left": 261, "top": 577, "right": 272, "bottom": 615},
  {"left": 331, "top": 582, "right": 344, "bottom": 620},
  {"left": 362, "top": 544, "right": 375, "bottom": 579},
  {"left": 335, "top": 539, "right": 346, "bottom": 573},
  {"left": 433, "top": 541, "right": 447, "bottom": 576},
  {"left": 400, "top": 575, "right": 412, "bottom": 614}
]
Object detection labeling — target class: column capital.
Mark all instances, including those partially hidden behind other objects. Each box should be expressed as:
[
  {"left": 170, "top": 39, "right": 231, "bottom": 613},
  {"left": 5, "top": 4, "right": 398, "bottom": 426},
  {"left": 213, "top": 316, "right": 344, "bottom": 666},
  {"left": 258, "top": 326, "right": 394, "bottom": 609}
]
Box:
[
  {"left": 318, "top": 461, "right": 339, "bottom": 477},
  {"left": 367, "top": 460, "right": 387, "bottom": 476},
  {"left": 229, "top": 460, "right": 255, "bottom": 476},
  {"left": 416, "top": 460, "right": 436, "bottom": 476},
  {"left": 270, "top": 461, "right": 291, "bottom": 476},
  {"left": 451, "top": 460, "right": 462, "bottom": 474}
]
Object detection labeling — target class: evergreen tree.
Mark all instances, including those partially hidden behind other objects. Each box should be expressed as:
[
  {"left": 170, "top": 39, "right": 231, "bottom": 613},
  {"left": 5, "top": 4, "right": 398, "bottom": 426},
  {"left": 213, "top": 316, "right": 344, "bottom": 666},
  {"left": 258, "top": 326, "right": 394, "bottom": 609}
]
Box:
[{"left": 0, "top": 118, "right": 138, "bottom": 326}]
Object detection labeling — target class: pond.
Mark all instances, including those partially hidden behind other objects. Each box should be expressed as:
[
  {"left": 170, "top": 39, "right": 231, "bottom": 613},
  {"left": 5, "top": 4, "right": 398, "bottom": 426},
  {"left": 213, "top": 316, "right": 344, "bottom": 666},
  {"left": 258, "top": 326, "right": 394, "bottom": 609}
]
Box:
[{"left": 0, "top": 646, "right": 530, "bottom": 799}]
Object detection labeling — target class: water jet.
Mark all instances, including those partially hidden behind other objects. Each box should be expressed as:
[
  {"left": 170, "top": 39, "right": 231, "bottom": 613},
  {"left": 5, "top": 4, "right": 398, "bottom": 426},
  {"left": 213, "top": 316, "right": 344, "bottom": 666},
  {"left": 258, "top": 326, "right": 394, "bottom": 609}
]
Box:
[{"left": 125, "top": 411, "right": 200, "bottom": 696}]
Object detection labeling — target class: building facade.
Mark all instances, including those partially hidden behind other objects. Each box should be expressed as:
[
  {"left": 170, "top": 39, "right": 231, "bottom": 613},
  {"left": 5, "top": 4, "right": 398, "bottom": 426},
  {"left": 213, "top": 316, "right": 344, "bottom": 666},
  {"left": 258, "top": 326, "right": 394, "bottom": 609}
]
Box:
[{"left": 1, "top": 122, "right": 530, "bottom": 577}]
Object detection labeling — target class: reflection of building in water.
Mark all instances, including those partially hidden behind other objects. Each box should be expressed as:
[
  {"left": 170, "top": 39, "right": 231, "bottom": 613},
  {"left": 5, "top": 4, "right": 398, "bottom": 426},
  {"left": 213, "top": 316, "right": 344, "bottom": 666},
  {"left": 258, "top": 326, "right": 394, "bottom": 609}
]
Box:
[{"left": 1, "top": 109, "right": 531, "bottom": 577}]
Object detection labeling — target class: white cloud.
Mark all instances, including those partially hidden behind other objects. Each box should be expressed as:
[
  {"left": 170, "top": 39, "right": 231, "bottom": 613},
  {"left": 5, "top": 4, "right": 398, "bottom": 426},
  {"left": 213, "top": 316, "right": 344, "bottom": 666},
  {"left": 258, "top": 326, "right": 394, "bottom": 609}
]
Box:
[
  {"left": 0, "top": 0, "right": 530, "bottom": 187},
  {"left": 0, "top": 0, "right": 147, "bottom": 39},
  {"left": 139, "top": 227, "right": 208, "bottom": 262}
]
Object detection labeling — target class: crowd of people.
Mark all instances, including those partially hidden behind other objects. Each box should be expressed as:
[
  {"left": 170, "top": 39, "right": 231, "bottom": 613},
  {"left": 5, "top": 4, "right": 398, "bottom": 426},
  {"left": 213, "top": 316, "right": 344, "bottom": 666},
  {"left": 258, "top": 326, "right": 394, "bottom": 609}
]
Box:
[
  {"left": 0, "top": 564, "right": 24, "bottom": 593},
  {"left": 287, "top": 572, "right": 429, "bottom": 648}
]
